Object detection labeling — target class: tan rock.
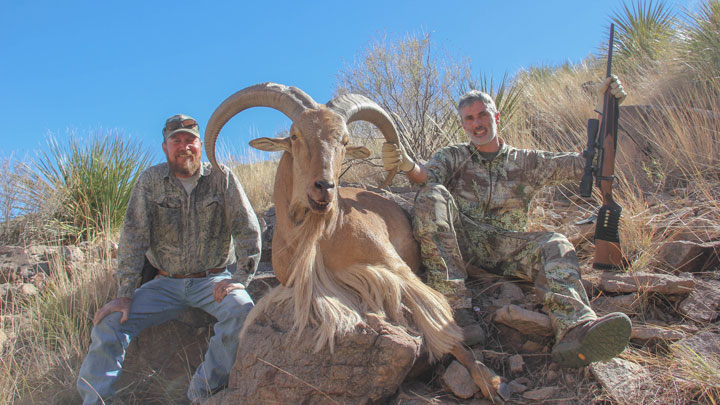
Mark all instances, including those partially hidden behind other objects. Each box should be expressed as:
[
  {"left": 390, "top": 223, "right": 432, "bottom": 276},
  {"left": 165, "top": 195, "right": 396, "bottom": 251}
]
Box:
[
  {"left": 631, "top": 325, "right": 686, "bottom": 342},
  {"left": 218, "top": 298, "right": 422, "bottom": 404},
  {"left": 508, "top": 379, "right": 527, "bottom": 395},
  {"left": 656, "top": 239, "right": 720, "bottom": 273},
  {"left": 442, "top": 360, "right": 479, "bottom": 399},
  {"left": 16, "top": 283, "right": 39, "bottom": 298},
  {"left": 600, "top": 272, "right": 695, "bottom": 295},
  {"left": 523, "top": 386, "right": 558, "bottom": 401},
  {"left": 521, "top": 340, "right": 546, "bottom": 353},
  {"left": 493, "top": 305, "right": 553, "bottom": 336},
  {"left": 508, "top": 354, "right": 524, "bottom": 375},
  {"left": 678, "top": 280, "right": 720, "bottom": 322},
  {"left": 591, "top": 358, "right": 656, "bottom": 403},
  {"left": 592, "top": 293, "right": 639, "bottom": 314}
]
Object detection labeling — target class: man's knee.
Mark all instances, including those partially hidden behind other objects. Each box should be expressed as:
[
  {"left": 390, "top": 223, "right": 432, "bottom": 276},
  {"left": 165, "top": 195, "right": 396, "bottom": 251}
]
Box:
[
  {"left": 220, "top": 290, "right": 254, "bottom": 320},
  {"left": 541, "top": 233, "right": 579, "bottom": 263}
]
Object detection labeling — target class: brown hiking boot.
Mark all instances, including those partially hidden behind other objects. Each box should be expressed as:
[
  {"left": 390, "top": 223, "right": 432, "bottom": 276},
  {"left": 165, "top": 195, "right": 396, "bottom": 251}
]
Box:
[{"left": 551, "top": 312, "right": 631, "bottom": 368}]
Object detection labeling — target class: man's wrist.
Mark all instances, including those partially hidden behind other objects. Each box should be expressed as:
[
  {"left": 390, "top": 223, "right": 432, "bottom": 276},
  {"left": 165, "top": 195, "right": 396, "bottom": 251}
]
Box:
[{"left": 400, "top": 161, "right": 416, "bottom": 173}]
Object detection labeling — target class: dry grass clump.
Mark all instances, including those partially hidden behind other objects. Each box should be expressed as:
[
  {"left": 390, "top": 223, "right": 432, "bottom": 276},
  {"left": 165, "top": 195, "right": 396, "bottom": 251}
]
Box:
[{"left": 0, "top": 238, "right": 117, "bottom": 404}]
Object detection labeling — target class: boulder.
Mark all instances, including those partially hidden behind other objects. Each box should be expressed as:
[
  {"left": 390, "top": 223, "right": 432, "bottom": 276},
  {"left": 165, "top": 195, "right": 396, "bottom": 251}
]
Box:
[
  {"left": 213, "top": 297, "right": 422, "bottom": 404},
  {"left": 117, "top": 308, "right": 216, "bottom": 401}
]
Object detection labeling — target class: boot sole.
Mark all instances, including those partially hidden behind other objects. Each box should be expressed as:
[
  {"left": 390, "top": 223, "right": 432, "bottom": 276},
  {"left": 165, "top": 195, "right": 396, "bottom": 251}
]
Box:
[{"left": 551, "top": 313, "right": 632, "bottom": 368}]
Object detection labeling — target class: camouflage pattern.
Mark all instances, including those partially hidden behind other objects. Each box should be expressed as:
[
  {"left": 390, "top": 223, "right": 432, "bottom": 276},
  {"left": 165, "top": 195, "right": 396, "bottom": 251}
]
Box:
[
  {"left": 414, "top": 141, "right": 596, "bottom": 339},
  {"left": 116, "top": 162, "right": 262, "bottom": 299}
]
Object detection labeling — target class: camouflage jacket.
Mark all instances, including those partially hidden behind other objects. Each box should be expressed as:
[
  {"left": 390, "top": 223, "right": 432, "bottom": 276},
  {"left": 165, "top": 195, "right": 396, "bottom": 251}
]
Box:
[
  {"left": 424, "top": 141, "right": 584, "bottom": 232},
  {"left": 116, "top": 162, "right": 262, "bottom": 298}
]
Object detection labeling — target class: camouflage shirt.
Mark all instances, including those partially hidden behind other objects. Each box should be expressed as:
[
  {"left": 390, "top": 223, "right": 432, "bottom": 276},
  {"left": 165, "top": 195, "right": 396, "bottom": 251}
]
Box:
[
  {"left": 116, "top": 162, "right": 262, "bottom": 298},
  {"left": 424, "top": 141, "right": 585, "bottom": 232}
]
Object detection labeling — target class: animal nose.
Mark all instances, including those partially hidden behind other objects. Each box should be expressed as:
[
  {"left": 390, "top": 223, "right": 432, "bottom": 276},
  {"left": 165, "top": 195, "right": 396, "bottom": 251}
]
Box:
[{"left": 314, "top": 180, "right": 335, "bottom": 191}]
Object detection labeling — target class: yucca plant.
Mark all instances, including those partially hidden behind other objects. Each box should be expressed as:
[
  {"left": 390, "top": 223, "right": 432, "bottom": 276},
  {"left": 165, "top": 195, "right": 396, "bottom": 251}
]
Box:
[
  {"left": 680, "top": 0, "right": 720, "bottom": 84},
  {"left": 32, "top": 130, "right": 153, "bottom": 243},
  {"left": 610, "top": 0, "right": 678, "bottom": 73},
  {"left": 461, "top": 71, "right": 525, "bottom": 134}
]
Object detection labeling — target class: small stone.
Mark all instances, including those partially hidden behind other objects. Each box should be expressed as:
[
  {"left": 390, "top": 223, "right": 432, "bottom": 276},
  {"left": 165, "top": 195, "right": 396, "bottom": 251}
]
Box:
[
  {"left": 523, "top": 386, "right": 558, "bottom": 401},
  {"left": 62, "top": 245, "right": 86, "bottom": 263},
  {"left": 600, "top": 272, "right": 695, "bottom": 295},
  {"left": 508, "top": 354, "right": 524, "bottom": 375},
  {"left": 592, "top": 293, "right": 639, "bottom": 314},
  {"left": 492, "top": 305, "right": 553, "bottom": 336},
  {"left": 545, "top": 369, "right": 559, "bottom": 383},
  {"left": 508, "top": 379, "right": 527, "bottom": 394},
  {"left": 678, "top": 280, "right": 720, "bottom": 322},
  {"left": 441, "top": 360, "right": 479, "bottom": 399},
  {"left": 16, "top": 283, "right": 39, "bottom": 298},
  {"left": 631, "top": 325, "right": 686, "bottom": 343},
  {"left": 521, "top": 340, "right": 545, "bottom": 353},
  {"left": 498, "top": 282, "right": 524, "bottom": 302},
  {"left": 463, "top": 323, "right": 486, "bottom": 347}
]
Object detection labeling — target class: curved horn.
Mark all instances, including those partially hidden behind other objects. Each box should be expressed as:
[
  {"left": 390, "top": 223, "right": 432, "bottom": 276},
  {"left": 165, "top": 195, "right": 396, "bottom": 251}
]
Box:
[
  {"left": 205, "top": 82, "right": 319, "bottom": 172},
  {"left": 327, "top": 94, "right": 400, "bottom": 188}
]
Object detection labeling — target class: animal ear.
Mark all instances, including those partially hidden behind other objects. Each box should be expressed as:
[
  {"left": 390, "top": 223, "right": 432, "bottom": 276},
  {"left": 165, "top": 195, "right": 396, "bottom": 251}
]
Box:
[
  {"left": 249, "top": 137, "right": 291, "bottom": 152},
  {"left": 345, "top": 145, "right": 371, "bottom": 159}
]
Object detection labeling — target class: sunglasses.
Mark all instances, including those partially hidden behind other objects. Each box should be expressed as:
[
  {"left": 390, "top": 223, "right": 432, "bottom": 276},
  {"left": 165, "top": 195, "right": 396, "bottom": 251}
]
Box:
[{"left": 163, "top": 117, "right": 198, "bottom": 134}]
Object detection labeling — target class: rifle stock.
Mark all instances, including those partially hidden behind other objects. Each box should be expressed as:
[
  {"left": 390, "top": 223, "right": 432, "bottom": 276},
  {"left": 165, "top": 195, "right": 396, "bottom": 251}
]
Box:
[{"left": 579, "top": 23, "right": 627, "bottom": 270}]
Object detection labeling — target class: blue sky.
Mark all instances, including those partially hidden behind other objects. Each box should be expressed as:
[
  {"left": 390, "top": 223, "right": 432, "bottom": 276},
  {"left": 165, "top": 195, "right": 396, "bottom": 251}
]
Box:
[{"left": 1, "top": 0, "right": 694, "bottom": 163}]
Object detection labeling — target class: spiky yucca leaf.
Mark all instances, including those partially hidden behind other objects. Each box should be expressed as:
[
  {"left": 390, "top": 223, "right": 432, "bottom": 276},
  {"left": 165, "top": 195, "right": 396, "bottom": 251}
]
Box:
[{"left": 610, "top": 0, "right": 678, "bottom": 72}]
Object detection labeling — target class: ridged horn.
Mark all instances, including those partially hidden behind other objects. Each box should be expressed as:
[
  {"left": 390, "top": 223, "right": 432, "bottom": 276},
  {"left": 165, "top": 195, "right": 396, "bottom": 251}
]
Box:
[
  {"left": 326, "top": 94, "right": 400, "bottom": 188},
  {"left": 204, "top": 82, "right": 319, "bottom": 172}
]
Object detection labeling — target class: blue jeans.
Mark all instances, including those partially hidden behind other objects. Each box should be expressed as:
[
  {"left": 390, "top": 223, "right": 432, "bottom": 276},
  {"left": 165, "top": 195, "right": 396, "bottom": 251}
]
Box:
[{"left": 76, "top": 271, "right": 253, "bottom": 404}]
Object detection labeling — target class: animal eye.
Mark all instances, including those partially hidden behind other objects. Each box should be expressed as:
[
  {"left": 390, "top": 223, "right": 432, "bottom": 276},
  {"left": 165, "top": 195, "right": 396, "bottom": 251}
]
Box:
[{"left": 291, "top": 134, "right": 297, "bottom": 141}]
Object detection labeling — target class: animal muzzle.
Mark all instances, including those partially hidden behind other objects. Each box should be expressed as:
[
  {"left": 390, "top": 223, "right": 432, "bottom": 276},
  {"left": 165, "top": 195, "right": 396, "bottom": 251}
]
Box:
[{"left": 307, "top": 180, "right": 335, "bottom": 213}]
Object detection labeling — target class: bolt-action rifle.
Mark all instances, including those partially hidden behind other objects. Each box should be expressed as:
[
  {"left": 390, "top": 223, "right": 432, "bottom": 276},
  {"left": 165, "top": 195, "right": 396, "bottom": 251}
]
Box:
[{"left": 579, "top": 23, "right": 626, "bottom": 270}]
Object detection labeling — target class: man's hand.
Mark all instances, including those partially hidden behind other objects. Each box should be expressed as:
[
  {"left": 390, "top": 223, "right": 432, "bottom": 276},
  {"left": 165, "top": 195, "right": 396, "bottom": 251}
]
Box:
[
  {"left": 381, "top": 142, "right": 415, "bottom": 173},
  {"left": 93, "top": 297, "right": 132, "bottom": 325},
  {"left": 595, "top": 75, "right": 627, "bottom": 114},
  {"left": 213, "top": 279, "right": 245, "bottom": 303}
]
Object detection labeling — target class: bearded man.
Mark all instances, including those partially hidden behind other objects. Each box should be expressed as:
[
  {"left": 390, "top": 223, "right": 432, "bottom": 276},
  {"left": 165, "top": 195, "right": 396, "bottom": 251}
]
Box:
[
  {"left": 77, "top": 114, "right": 261, "bottom": 403},
  {"left": 382, "top": 77, "right": 632, "bottom": 368}
]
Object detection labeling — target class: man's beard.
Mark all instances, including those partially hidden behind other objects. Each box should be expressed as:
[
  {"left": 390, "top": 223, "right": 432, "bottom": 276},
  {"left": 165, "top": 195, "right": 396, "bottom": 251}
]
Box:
[
  {"left": 169, "top": 154, "right": 201, "bottom": 177},
  {"left": 467, "top": 123, "right": 497, "bottom": 147}
]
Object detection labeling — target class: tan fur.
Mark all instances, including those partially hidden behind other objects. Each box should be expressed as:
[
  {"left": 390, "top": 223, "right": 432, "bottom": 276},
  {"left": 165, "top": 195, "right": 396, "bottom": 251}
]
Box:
[{"left": 243, "top": 114, "right": 463, "bottom": 361}]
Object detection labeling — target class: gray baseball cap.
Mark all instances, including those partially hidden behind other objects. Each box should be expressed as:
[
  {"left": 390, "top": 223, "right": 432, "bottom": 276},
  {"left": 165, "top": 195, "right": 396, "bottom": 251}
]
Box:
[{"left": 162, "top": 114, "right": 200, "bottom": 141}]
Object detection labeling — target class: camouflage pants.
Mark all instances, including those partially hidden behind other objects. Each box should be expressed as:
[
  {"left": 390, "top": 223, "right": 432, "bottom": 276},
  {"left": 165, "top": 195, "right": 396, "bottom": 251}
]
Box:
[{"left": 413, "top": 184, "right": 596, "bottom": 340}]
